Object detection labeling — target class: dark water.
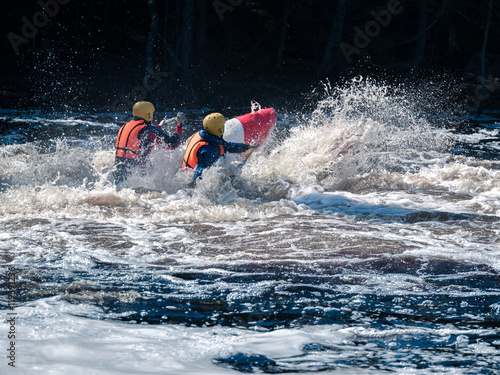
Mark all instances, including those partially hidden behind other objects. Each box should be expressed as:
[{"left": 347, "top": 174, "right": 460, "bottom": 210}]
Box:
[{"left": 1, "top": 81, "right": 500, "bottom": 374}]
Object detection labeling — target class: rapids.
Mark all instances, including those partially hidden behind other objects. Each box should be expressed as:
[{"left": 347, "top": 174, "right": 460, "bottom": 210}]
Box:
[{"left": 1, "top": 78, "right": 499, "bottom": 374}]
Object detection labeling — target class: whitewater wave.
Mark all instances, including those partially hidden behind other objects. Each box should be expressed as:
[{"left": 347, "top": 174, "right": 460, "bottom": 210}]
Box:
[
  {"left": 1, "top": 77, "right": 499, "bottom": 222},
  {"left": 245, "top": 78, "right": 454, "bottom": 191}
]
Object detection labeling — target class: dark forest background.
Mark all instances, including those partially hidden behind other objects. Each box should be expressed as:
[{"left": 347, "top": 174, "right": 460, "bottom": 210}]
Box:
[{"left": 1, "top": 0, "right": 499, "bottom": 112}]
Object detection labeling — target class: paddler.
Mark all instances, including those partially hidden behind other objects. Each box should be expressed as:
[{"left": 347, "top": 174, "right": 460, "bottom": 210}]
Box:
[
  {"left": 182, "top": 112, "right": 259, "bottom": 183},
  {"left": 114, "top": 101, "right": 186, "bottom": 183}
]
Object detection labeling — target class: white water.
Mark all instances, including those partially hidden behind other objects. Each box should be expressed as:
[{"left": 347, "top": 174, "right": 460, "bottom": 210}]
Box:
[
  {"left": 3, "top": 297, "right": 492, "bottom": 374},
  {"left": 1, "top": 78, "right": 499, "bottom": 374}
]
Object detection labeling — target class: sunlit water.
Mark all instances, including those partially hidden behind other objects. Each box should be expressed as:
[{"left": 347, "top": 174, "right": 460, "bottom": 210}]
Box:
[{"left": 1, "top": 78, "right": 499, "bottom": 374}]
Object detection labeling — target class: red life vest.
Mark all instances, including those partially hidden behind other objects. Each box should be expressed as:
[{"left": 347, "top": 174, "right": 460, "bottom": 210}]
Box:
[
  {"left": 182, "top": 132, "right": 224, "bottom": 169},
  {"left": 115, "top": 119, "right": 147, "bottom": 159}
]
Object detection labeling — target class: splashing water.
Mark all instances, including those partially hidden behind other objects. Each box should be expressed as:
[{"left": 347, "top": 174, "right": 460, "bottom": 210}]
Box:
[
  {"left": 244, "top": 77, "right": 454, "bottom": 194},
  {"left": 1, "top": 78, "right": 499, "bottom": 374}
]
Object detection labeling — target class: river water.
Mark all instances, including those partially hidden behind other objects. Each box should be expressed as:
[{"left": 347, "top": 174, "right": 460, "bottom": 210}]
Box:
[{"left": 1, "top": 79, "right": 499, "bottom": 374}]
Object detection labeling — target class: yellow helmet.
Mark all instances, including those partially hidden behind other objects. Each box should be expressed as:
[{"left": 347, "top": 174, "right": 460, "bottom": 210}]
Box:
[
  {"left": 133, "top": 101, "right": 155, "bottom": 122},
  {"left": 203, "top": 113, "right": 226, "bottom": 137}
]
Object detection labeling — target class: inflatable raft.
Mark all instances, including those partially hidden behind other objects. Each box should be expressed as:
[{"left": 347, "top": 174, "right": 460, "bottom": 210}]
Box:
[{"left": 224, "top": 107, "right": 277, "bottom": 147}]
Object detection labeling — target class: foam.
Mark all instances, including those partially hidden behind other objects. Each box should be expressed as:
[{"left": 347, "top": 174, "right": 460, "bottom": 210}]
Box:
[{"left": 1, "top": 81, "right": 500, "bottom": 374}]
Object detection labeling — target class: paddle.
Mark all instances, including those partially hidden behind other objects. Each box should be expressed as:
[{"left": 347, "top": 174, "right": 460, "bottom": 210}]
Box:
[{"left": 237, "top": 148, "right": 255, "bottom": 169}]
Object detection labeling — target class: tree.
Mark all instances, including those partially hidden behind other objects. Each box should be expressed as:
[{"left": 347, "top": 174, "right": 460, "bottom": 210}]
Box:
[
  {"left": 478, "top": 0, "right": 493, "bottom": 110},
  {"left": 317, "top": 0, "right": 350, "bottom": 78},
  {"left": 407, "top": 0, "right": 427, "bottom": 81},
  {"left": 146, "top": 0, "right": 160, "bottom": 71},
  {"left": 276, "top": 0, "right": 292, "bottom": 70},
  {"left": 179, "top": 0, "right": 194, "bottom": 82}
]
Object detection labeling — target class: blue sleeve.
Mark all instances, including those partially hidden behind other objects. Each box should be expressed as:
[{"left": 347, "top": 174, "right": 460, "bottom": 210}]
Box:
[
  {"left": 223, "top": 140, "right": 251, "bottom": 154},
  {"left": 194, "top": 146, "right": 221, "bottom": 180}
]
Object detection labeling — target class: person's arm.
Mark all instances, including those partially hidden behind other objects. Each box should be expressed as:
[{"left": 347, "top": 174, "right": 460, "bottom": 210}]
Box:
[
  {"left": 223, "top": 140, "right": 260, "bottom": 154},
  {"left": 158, "top": 112, "right": 185, "bottom": 149},
  {"left": 194, "top": 146, "right": 220, "bottom": 180},
  {"left": 147, "top": 125, "right": 181, "bottom": 148},
  {"left": 223, "top": 140, "right": 252, "bottom": 154},
  {"left": 173, "top": 122, "right": 182, "bottom": 144}
]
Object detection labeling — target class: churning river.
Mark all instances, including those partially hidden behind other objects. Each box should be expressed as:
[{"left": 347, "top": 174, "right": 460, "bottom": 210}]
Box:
[{"left": 1, "top": 79, "right": 499, "bottom": 374}]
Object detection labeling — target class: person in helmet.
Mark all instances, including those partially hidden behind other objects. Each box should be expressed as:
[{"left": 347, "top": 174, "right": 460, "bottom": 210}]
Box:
[
  {"left": 114, "top": 101, "right": 185, "bottom": 183},
  {"left": 182, "top": 112, "right": 258, "bottom": 182}
]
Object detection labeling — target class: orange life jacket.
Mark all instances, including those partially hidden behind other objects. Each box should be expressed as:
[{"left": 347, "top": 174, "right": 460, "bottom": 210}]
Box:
[
  {"left": 115, "top": 119, "right": 148, "bottom": 159},
  {"left": 182, "top": 132, "right": 224, "bottom": 169}
]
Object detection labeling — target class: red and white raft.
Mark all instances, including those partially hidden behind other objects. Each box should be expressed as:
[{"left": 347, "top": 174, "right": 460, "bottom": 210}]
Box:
[{"left": 223, "top": 107, "right": 277, "bottom": 147}]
